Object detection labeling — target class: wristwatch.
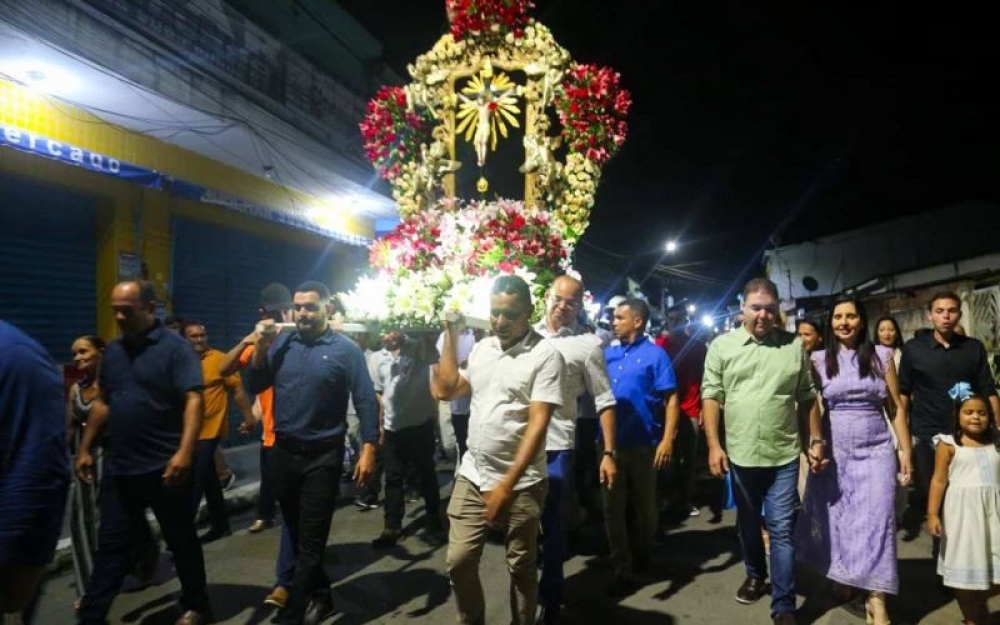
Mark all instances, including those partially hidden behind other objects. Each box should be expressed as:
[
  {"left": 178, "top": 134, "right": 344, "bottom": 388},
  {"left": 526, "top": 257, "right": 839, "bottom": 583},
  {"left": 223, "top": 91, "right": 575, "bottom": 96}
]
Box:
[
  {"left": 602, "top": 449, "right": 617, "bottom": 460},
  {"left": 809, "top": 439, "right": 827, "bottom": 447}
]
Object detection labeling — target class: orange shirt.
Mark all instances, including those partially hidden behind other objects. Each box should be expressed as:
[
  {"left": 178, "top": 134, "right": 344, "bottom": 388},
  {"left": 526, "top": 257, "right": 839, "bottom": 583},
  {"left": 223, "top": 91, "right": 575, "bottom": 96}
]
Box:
[
  {"left": 238, "top": 345, "right": 275, "bottom": 447},
  {"left": 199, "top": 349, "right": 242, "bottom": 440}
]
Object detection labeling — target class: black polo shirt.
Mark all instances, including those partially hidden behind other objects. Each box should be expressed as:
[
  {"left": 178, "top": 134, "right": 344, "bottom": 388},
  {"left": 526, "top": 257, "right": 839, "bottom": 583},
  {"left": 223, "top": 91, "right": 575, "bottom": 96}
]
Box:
[
  {"left": 100, "top": 321, "right": 204, "bottom": 475},
  {"left": 898, "top": 332, "right": 997, "bottom": 437}
]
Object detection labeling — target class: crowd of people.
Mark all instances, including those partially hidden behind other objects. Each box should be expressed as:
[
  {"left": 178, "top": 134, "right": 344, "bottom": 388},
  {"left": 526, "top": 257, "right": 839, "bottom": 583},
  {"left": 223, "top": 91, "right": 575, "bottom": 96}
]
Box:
[{"left": 2, "top": 275, "right": 1000, "bottom": 625}]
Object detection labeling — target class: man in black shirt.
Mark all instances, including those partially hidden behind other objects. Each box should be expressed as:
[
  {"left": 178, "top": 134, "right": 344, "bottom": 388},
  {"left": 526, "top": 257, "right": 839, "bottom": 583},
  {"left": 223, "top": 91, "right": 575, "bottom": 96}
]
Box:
[
  {"left": 898, "top": 290, "right": 1000, "bottom": 543},
  {"left": 76, "top": 280, "right": 209, "bottom": 625},
  {"left": 247, "top": 281, "right": 379, "bottom": 625}
]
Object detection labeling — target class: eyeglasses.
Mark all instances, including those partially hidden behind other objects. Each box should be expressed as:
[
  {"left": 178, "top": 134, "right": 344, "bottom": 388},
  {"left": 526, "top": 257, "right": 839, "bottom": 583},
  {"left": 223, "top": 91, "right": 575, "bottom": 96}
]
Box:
[
  {"left": 549, "top": 296, "right": 582, "bottom": 309},
  {"left": 293, "top": 303, "right": 321, "bottom": 312}
]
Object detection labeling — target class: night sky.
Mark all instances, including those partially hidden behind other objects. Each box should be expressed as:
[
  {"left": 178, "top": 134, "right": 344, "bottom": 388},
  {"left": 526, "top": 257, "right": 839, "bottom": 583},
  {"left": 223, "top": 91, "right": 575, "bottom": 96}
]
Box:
[{"left": 340, "top": 1, "right": 997, "bottom": 308}]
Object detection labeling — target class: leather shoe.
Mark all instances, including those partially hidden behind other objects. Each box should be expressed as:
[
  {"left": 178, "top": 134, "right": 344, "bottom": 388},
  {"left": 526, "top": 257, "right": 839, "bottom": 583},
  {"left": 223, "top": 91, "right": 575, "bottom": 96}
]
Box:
[
  {"left": 772, "top": 612, "right": 796, "bottom": 625},
  {"left": 303, "top": 593, "right": 334, "bottom": 625},
  {"left": 248, "top": 519, "right": 274, "bottom": 533},
  {"left": 175, "top": 610, "right": 209, "bottom": 625},
  {"left": 735, "top": 576, "right": 767, "bottom": 604}
]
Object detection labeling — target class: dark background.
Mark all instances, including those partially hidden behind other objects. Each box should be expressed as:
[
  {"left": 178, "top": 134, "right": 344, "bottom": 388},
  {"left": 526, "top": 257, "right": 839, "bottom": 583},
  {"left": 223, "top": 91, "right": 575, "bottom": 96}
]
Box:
[{"left": 340, "top": 0, "right": 998, "bottom": 307}]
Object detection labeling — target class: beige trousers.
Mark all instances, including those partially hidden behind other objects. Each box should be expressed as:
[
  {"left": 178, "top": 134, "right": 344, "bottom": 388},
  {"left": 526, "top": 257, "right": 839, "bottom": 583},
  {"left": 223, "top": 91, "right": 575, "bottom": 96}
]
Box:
[{"left": 446, "top": 475, "right": 547, "bottom": 625}]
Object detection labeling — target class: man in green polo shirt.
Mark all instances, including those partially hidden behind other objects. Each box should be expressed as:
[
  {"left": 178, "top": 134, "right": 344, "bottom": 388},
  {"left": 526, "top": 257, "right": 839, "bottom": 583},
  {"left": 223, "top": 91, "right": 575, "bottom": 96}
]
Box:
[{"left": 702, "top": 278, "right": 817, "bottom": 625}]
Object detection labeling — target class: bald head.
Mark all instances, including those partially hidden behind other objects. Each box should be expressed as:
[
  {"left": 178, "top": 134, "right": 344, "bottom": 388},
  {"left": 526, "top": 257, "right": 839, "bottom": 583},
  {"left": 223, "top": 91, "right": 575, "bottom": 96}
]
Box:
[
  {"left": 546, "top": 275, "right": 584, "bottom": 332},
  {"left": 111, "top": 280, "right": 157, "bottom": 337}
]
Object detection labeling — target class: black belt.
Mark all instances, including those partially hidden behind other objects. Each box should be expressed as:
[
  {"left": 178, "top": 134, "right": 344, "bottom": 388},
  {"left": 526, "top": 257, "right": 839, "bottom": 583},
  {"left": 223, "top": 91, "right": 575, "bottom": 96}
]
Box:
[{"left": 274, "top": 436, "right": 343, "bottom": 455}]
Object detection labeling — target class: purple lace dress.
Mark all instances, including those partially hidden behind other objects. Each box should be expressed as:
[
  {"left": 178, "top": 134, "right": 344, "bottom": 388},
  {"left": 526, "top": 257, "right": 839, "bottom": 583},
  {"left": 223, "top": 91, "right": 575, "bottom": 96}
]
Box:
[{"left": 796, "top": 345, "right": 898, "bottom": 594}]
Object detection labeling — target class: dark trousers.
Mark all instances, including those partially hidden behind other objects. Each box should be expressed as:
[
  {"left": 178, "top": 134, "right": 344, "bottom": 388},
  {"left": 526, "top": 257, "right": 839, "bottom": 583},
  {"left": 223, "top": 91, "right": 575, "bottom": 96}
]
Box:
[
  {"left": 271, "top": 441, "right": 343, "bottom": 624},
  {"left": 575, "top": 419, "right": 600, "bottom": 515},
  {"left": 540, "top": 450, "right": 574, "bottom": 613},
  {"left": 257, "top": 445, "right": 279, "bottom": 522},
  {"left": 451, "top": 412, "right": 470, "bottom": 462},
  {"left": 358, "top": 446, "right": 383, "bottom": 504},
  {"left": 191, "top": 438, "right": 229, "bottom": 534},
  {"left": 383, "top": 420, "right": 441, "bottom": 530},
  {"left": 79, "top": 469, "right": 208, "bottom": 624},
  {"left": 275, "top": 522, "right": 296, "bottom": 588},
  {"left": 674, "top": 417, "right": 700, "bottom": 507},
  {"left": 909, "top": 434, "right": 942, "bottom": 555}
]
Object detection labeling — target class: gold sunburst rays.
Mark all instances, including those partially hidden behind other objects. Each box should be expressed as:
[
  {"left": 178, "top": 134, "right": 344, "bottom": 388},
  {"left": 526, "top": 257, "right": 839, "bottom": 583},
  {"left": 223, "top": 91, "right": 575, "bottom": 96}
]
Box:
[{"left": 455, "top": 69, "right": 522, "bottom": 167}]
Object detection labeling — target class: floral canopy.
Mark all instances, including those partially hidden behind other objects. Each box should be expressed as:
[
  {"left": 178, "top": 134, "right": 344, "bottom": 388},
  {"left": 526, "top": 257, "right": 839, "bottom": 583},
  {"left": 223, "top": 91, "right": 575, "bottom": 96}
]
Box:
[{"left": 342, "top": 0, "right": 631, "bottom": 328}]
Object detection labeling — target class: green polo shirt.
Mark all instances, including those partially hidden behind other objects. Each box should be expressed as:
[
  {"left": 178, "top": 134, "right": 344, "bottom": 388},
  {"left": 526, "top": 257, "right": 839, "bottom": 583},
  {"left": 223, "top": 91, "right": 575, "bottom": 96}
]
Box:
[{"left": 702, "top": 326, "right": 816, "bottom": 467}]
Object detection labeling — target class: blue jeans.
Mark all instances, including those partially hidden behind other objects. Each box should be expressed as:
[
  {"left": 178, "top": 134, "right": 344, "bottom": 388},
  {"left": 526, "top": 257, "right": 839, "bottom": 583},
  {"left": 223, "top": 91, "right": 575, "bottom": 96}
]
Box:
[
  {"left": 731, "top": 459, "right": 799, "bottom": 616},
  {"left": 539, "top": 450, "right": 574, "bottom": 613}
]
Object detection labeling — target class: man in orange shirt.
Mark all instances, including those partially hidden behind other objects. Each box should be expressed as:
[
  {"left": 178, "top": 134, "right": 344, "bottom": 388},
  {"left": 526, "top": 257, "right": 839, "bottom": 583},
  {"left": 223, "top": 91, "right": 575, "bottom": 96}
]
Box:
[
  {"left": 220, "top": 282, "right": 296, "bottom": 609},
  {"left": 182, "top": 321, "right": 254, "bottom": 544}
]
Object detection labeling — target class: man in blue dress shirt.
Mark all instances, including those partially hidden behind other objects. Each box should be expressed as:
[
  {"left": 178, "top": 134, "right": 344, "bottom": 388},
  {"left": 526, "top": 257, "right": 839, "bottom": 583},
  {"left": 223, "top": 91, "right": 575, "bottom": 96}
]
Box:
[
  {"left": 247, "top": 281, "right": 379, "bottom": 625},
  {"left": 602, "top": 298, "right": 678, "bottom": 596}
]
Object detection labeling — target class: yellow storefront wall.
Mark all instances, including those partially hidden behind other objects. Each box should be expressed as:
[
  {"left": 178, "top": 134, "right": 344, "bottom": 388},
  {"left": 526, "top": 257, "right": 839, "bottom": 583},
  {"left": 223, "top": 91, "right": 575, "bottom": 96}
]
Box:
[{"left": 1, "top": 79, "right": 374, "bottom": 339}]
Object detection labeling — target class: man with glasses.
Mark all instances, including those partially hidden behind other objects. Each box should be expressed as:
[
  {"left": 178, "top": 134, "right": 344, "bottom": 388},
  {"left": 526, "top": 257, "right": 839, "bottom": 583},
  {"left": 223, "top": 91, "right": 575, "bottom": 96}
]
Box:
[
  {"left": 247, "top": 281, "right": 378, "bottom": 625},
  {"left": 534, "top": 275, "right": 618, "bottom": 623},
  {"left": 702, "top": 278, "right": 817, "bottom": 625}
]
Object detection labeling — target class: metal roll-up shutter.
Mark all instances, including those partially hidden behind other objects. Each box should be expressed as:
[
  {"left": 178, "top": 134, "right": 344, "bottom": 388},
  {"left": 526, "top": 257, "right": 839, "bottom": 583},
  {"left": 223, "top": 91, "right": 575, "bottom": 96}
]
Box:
[
  {"left": 0, "top": 174, "right": 97, "bottom": 362},
  {"left": 172, "top": 217, "right": 339, "bottom": 350}
]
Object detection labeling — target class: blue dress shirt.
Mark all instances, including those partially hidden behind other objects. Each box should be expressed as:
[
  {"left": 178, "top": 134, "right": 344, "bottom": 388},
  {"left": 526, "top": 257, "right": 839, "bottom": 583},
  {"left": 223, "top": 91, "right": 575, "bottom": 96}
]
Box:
[
  {"left": 247, "top": 328, "right": 379, "bottom": 444},
  {"left": 604, "top": 335, "right": 677, "bottom": 448}
]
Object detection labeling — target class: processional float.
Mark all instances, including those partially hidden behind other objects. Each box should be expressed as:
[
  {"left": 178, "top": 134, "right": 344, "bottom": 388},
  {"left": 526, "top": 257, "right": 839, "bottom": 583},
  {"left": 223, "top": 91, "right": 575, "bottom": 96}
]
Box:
[{"left": 340, "top": 0, "right": 631, "bottom": 328}]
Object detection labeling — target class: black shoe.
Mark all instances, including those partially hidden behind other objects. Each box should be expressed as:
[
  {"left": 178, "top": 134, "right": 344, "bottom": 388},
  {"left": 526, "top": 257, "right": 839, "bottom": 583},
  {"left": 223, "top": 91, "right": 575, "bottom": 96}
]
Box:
[
  {"left": 606, "top": 574, "right": 637, "bottom": 598},
  {"left": 303, "top": 593, "right": 335, "bottom": 625},
  {"left": 198, "top": 528, "right": 232, "bottom": 544},
  {"left": 735, "top": 576, "right": 767, "bottom": 604},
  {"left": 354, "top": 497, "right": 379, "bottom": 511},
  {"left": 371, "top": 529, "right": 402, "bottom": 549},
  {"left": 772, "top": 612, "right": 796, "bottom": 625}
]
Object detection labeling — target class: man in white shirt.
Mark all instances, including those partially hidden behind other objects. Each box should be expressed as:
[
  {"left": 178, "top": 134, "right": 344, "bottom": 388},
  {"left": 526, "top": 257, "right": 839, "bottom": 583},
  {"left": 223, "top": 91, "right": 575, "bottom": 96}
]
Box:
[
  {"left": 432, "top": 275, "right": 564, "bottom": 625},
  {"left": 534, "top": 276, "right": 618, "bottom": 624}
]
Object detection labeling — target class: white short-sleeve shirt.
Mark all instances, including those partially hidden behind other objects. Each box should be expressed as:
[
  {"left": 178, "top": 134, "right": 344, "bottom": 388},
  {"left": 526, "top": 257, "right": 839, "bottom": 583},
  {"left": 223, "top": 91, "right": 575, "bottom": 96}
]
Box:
[
  {"left": 458, "top": 329, "right": 564, "bottom": 491},
  {"left": 535, "top": 322, "right": 616, "bottom": 451}
]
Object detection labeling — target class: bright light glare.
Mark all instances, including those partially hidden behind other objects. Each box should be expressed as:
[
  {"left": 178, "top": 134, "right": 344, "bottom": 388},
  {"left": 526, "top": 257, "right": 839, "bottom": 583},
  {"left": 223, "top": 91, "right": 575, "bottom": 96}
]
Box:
[
  {"left": 0, "top": 60, "right": 81, "bottom": 97},
  {"left": 687, "top": 303, "right": 696, "bottom": 314},
  {"left": 701, "top": 314, "right": 713, "bottom": 327},
  {"left": 665, "top": 240, "right": 678, "bottom": 253}
]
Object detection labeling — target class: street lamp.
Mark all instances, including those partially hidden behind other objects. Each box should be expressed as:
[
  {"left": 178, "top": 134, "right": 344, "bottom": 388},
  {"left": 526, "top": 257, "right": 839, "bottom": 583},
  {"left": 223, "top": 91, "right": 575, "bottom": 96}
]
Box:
[{"left": 665, "top": 240, "right": 678, "bottom": 253}]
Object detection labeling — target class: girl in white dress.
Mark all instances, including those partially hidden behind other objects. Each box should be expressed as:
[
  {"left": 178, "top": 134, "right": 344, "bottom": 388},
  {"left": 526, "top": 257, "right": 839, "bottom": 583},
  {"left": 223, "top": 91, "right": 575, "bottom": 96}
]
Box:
[{"left": 927, "top": 383, "right": 1000, "bottom": 625}]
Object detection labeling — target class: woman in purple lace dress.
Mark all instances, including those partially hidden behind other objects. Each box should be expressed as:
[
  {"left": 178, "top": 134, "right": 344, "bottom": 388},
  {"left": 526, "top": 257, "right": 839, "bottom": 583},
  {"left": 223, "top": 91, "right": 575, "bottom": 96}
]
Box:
[{"left": 797, "top": 296, "right": 913, "bottom": 624}]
